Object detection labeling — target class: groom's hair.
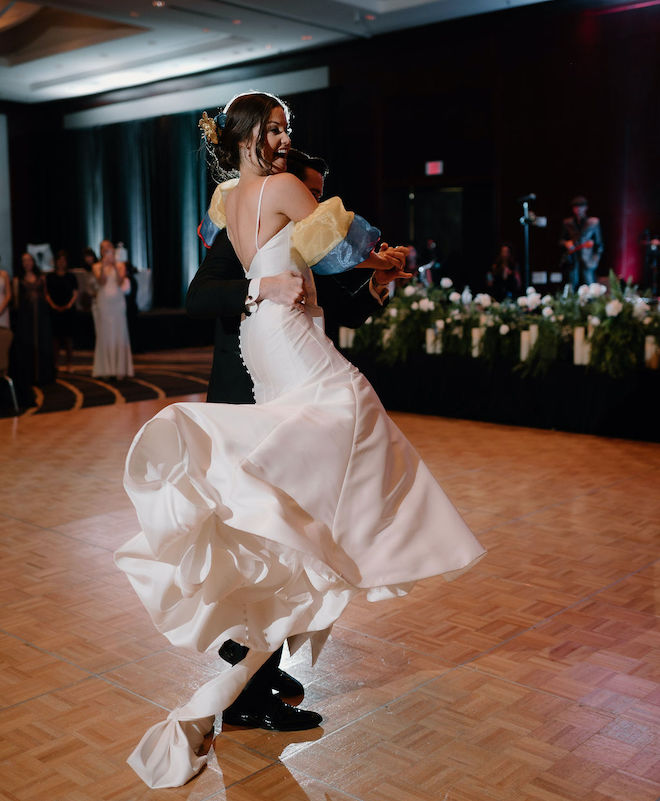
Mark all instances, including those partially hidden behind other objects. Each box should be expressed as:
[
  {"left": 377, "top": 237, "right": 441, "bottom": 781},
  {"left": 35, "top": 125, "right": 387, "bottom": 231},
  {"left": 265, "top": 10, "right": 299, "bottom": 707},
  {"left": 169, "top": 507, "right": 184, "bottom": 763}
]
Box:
[{"left": 287, "top": 149, "right": 329, "bottom": 181}]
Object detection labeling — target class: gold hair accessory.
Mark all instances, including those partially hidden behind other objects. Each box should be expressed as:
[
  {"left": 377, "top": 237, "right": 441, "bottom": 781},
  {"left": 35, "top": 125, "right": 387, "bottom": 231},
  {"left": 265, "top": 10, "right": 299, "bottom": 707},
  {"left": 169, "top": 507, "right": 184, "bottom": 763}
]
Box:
[{"left": 198, "top": 111, "right": 218, "bottom": 145}]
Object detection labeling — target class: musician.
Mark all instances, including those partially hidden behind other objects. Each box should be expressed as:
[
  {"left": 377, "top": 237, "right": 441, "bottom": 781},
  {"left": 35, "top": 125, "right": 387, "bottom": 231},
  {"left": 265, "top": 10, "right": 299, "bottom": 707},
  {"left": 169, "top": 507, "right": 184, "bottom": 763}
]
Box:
[{"left": 559, "top": 195, "right": 603, "bottom": 288}]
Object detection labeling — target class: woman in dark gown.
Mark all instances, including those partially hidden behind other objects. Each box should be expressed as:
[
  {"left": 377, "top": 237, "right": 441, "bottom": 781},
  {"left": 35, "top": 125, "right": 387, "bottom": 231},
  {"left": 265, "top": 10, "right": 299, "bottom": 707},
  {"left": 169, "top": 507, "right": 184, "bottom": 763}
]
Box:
[
  {"left": 45, "top": 250, "right": 78, "bottom": 372},
  {"left": 10, "top": 252, "right": 55, "bottom": 406}
]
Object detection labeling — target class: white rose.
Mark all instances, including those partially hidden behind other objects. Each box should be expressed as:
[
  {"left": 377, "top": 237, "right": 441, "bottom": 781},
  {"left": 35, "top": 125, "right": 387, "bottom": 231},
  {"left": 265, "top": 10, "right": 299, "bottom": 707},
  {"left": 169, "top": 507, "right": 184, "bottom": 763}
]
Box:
[
  {"left": 449, "top": 291, "right": 461, "bottom": 303},
  {"left": 475, "top": 293, "right": 491, "bottom": 308},
  {"left": 633, "top": 300, "right": 650, "bottom": 320},
  {"left": 499, "top": 324, "right": 510, "bottom": 335},
  {"left": 526, "top": 286, "right": 536, "bottom": 296},
  {"left": 440, "top": 277, "right": 453, "bottom": 288},
  {"left": 517, "top": 296, "right": 528, "bottom": 308},
  {"left": 643, "top": 316, "right": 652, "bottom": 325},
  {"left": 403, "top": 285, "right": 416, "bottom": 297},
  {"left": 435, "top": 319, "right": 445, "bottom": 330},
  {"left": 589, "top": 315, "right": 601, "bottom": 327},
  {"left": 541, "top": 294, "right": 553, "bottom": 306},
  {"left": 588, "top": 283, "right": 602, "bottom": 298},
  {"left": 605, "top": 299, "right": 623, "bottom": 317},
  {"left": 577, "top": 284, "right": 590, "bottom": 298},
  {"left": 542, "top": 306, "right": 554, "bottom": 318},
  {"left": 388, "top": 307, "right": 398, "bottom": 318},
  {"left": 419, "top": 298, "right": 434, "bottom": 311},
  {"left": 365, "top": 317, "right": 373, "bottom": 325},
  {"left": 527, "top": 292, "right": 542, "bottom": 310},
  {"left": 411, "top": 301, "right": 419, "bottom": 310}
]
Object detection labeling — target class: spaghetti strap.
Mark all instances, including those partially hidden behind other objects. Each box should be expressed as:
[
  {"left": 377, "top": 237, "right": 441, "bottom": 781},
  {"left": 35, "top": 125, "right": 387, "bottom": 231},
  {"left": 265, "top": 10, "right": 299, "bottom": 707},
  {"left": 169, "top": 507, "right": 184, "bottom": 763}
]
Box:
[{"left": 255, "top": 176, "right": 271, "bottom": 250}]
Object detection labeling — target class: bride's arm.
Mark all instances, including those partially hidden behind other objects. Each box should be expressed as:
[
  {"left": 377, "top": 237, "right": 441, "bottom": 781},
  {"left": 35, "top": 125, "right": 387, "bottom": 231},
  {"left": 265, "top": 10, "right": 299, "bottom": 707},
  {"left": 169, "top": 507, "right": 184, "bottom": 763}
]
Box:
[{"left": 270, "top": 173, "right": 317, "bottom": 222}]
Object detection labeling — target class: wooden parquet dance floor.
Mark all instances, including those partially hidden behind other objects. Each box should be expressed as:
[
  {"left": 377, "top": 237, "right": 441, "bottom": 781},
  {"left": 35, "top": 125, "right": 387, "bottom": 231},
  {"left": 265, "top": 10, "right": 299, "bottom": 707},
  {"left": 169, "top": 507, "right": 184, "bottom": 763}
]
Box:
[{"left": 1, "top": 390, "right": 659, "bottom": 801}]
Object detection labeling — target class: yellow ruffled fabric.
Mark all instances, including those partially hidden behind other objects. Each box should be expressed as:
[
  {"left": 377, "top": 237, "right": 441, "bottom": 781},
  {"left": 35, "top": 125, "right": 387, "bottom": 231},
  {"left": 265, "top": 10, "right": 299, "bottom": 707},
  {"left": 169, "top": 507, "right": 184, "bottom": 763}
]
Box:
[
  {"left": 207, "top": 185, "right": 354, "bottom": 268},
  {"left": 292, "top": 197, "right": 354, "bottom": 267},
  {"left": 207, "top": 178, "right": 239, "bottom": 230}
]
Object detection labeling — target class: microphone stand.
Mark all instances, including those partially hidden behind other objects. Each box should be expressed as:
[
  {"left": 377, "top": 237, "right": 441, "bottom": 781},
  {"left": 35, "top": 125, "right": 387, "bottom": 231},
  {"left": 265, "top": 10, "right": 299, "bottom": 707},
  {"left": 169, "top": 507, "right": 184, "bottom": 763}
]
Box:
[{"left": 517, "top": 195, "right": 535, "bottom": 291}]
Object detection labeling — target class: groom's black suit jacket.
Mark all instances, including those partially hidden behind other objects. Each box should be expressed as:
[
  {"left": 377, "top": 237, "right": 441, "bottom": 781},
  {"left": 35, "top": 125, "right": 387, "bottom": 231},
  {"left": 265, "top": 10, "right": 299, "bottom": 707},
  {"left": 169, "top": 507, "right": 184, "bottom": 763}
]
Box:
[{"left": 186, "top": 229, "right": 384, "bottom": 403}]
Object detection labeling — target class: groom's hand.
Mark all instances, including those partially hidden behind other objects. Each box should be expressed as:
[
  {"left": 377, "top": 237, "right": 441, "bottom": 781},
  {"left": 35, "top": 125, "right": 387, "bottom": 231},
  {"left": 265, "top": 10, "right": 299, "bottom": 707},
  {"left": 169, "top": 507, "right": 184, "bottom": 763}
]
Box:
[
  {"left": 373, "top": 243, "right": 411, "bottom": 285},
  {"left": 260, "top": 271, "right": 306, "bottom": 305}
]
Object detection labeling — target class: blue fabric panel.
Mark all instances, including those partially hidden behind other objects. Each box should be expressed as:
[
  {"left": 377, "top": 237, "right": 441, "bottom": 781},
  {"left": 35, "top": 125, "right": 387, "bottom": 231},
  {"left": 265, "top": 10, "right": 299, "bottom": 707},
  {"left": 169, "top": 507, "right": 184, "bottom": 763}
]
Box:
[
  {"left": 311, "top": 215, "right": 381, "bottom": 275},
  {"left": 198, "top": 213, "right": 220, "bottom": 248}
]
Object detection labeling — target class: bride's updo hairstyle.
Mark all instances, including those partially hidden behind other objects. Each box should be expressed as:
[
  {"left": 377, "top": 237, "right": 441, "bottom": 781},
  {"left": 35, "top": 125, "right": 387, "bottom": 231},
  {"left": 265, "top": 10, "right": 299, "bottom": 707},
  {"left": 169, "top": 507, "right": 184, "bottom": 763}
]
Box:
[{"left": 202, "top": 91, "right": 290, "bottom": 179}]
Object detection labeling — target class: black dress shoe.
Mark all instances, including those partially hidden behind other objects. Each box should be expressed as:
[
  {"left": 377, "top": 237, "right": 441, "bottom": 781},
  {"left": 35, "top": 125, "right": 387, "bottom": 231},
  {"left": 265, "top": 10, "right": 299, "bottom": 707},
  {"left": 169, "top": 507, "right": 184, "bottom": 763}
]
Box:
[
  {"left": 272, "top": 667, "right": 304, "bottom": 698},
  {"left": 219, "top": 640, "right": 249, "bottom": 665},
  {"left": 218, "top": 640, "right": 304, "bottom": 698},
  {"left": 222, "top": 696, "right": 322, "bottom": 731}
]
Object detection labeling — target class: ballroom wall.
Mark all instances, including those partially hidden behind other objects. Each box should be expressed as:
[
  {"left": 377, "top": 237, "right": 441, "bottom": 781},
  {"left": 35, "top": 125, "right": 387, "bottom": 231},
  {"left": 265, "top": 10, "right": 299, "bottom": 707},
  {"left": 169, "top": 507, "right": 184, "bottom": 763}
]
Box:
[{"left": 4, "top": 0, "right": 660, "bottom": 304}]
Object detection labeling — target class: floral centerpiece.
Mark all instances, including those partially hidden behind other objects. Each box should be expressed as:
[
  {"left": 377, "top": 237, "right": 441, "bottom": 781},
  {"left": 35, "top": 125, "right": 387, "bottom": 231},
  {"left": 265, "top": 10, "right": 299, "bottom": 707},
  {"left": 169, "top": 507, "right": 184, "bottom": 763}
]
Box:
[{"left": 349, "top": 270, "right": 659, "bottom": 380}]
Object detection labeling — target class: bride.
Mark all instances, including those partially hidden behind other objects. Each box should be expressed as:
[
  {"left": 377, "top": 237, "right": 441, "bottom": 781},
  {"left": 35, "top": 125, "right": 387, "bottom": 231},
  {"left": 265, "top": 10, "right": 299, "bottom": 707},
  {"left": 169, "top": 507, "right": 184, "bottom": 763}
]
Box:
[{"left": 115, "top": 91, "right": 485, "bottom": 789}]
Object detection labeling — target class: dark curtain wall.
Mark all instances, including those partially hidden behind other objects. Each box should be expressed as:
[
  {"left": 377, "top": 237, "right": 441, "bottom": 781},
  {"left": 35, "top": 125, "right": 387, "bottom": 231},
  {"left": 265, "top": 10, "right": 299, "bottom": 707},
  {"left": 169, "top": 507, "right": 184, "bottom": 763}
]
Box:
[
  {"left": 7, "top": 0, "right": 660, "bottom": 302},
  {"left": 70, "top": 111, "right": 206, "bottom": 307}
]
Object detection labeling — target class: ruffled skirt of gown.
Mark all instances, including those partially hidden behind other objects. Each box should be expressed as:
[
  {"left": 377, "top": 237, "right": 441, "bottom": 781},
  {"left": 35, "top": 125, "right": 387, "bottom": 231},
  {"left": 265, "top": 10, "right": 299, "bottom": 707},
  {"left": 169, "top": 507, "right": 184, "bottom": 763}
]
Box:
[{"left": 115, "top": 287, "right": 485, "bottom": 788}]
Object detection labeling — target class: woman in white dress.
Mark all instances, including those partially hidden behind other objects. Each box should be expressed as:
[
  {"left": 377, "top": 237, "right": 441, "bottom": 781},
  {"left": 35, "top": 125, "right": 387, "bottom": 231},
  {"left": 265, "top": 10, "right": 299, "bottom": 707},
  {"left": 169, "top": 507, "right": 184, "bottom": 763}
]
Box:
[
  {"left": 91, "top": 240, "right": 134, "bottom": 379},
  {"left": 115, "top": 92, "right": 485, "bottom": 789}
]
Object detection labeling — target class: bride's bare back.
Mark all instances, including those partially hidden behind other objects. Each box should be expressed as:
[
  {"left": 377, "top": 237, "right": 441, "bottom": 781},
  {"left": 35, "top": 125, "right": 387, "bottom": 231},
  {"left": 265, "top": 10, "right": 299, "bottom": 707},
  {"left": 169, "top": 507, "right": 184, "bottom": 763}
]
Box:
[{"left": 225, "top": 173, "right": 314, "bottom": 272}]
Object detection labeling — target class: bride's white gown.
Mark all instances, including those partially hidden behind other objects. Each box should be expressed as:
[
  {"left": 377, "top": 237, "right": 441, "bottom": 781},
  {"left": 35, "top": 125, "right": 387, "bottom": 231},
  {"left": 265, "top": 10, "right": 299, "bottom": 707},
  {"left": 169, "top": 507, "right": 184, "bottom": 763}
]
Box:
[{"left": 115, "top": 180, "right": 485, "bottom": 788}]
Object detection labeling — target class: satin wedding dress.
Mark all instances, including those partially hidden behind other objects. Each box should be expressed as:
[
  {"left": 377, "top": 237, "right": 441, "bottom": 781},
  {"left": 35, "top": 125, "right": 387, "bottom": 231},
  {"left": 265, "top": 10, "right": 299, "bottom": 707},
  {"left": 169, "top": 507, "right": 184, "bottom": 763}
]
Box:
[{"left": 115, "top": 178, "right": 485, "bottom": 788}]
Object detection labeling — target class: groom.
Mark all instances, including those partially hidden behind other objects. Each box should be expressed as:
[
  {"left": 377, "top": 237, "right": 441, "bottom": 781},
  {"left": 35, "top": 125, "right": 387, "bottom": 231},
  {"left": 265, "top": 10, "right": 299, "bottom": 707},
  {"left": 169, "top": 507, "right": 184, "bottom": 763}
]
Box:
[{"left": 186, "top": 149, "right": 405, "bottom": 732}]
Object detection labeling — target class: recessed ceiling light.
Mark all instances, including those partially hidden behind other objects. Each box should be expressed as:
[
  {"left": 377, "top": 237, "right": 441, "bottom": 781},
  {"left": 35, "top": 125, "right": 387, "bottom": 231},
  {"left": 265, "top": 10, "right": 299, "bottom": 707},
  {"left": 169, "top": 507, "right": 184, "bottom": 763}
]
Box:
[
  {"left": 152, "top": 0, "right": 165, "bottom": 7},
  {"left": 301, "top": 35, "right": 312, "bottom": 41}
]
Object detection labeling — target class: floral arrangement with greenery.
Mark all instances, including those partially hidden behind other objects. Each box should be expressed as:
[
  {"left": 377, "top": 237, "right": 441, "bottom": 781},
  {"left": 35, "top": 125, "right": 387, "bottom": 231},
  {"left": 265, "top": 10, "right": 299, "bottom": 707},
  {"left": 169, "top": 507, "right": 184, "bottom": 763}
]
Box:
[{"left": 350, "top": 271, "right": 659, "bottom": 380}]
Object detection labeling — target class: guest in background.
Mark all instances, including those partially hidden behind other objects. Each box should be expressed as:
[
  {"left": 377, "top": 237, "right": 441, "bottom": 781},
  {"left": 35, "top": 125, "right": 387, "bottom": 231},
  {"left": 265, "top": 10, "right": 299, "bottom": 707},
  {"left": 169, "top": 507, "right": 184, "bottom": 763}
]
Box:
[
  {"left": 486, "top": 243, "right": 521, "bottom": 301},
  {"left": 92, "top": 240, "right": 134, "bottom": 380},
  {"left": 406, "top": 243, "right": 418, "bottom": 276},
  {"left": 77, "top": 247, "right": 97, "bottom": 312},
  {"left": 418, "top": 238, "right": 452, "bottom": 287},
  {"left": 10, "top": 252, "right": 55, "bottom": 405},
  {"left": 45, "top": 250, "right": 78, "bottom": 373},
  {"left": 559, "top": 195, "right": 603, "bottom": 288},
  {"left": 123, "top": 257, "right": 140, "bottom": 352},
  {"left": 0, "top": 265, "right": 11, "bottom": 328}
]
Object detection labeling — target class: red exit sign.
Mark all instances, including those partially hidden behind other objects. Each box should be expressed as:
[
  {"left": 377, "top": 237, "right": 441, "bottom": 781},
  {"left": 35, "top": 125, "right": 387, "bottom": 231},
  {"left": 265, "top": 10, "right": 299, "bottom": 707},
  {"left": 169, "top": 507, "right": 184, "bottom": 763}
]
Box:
[{"left": 425, "top": 160, "right": 444, "bottom": 176}]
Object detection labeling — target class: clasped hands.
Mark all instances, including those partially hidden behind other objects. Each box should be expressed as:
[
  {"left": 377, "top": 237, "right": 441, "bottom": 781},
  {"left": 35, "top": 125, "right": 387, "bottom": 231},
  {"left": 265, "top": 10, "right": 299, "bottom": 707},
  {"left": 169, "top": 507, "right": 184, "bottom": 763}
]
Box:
[{"left": 260, "top": 243, "right": 410, "bottom": 306}]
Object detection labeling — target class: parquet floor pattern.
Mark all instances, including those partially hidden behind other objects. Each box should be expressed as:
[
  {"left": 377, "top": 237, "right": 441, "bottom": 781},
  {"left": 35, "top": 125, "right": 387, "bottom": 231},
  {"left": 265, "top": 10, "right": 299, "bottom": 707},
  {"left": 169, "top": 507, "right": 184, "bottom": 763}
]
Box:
[{"left": 1, "top": 394, "right": 659, "bottom": 801}]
